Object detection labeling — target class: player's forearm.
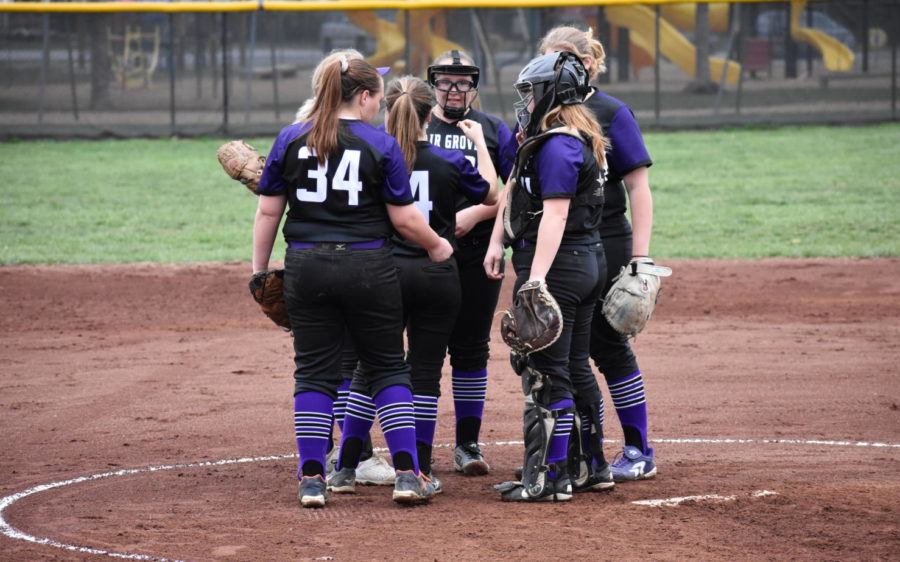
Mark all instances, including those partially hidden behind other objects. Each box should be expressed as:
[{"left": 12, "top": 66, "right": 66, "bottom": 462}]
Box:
[
  {"left": 474, "top": 142, "right": 499, "bottom": 204},
  {"left": 387, "top": 203, "right": 443, "bottom": 251},
  {"left": 252, "top": 195, "right": 286, "bottom": 273},
  {"left": 624, "top": 167, "right": 653, "bottom": 257},
  {"left": 529, "top": 200, "right": 568, "bottom": 282}
]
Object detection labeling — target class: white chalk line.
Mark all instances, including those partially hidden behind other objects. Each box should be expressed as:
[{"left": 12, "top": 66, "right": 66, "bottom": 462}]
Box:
[
  {"left": 633, "top": 490, "right": 780, "bottom": 507},
  {"left": 2, "top": 438, "right": 898, "bottom": 560}
]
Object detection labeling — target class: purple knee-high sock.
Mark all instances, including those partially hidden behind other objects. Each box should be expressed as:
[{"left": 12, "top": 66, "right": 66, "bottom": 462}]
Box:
[
  {"left": 547, "top": 399, "right": 575, "bottom": 480},
  {"left": 452, "top": 368, "right": 487, "bottom": 443},
  {"left": 608, "top": 370, "right": 650, "bottom": 454},
  {"left": 373, "top": 385, "right": 419, "bottom": 474},
  {"left": 337, "top": 391, "right": 376, "bottom": 469},
  {"left": 413, "top": 394, "right": 439, "bottom": 446},
  {"left": 293, "top": 391, "right": 334, "bottom": 479}
]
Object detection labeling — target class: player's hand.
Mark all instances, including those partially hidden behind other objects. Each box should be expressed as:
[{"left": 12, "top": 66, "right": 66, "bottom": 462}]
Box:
[
  {"left": 455, "top": 207, "right": 480, "bottom": 238},
  {"left": 483, "top": 242, "right": 505, "bottom": 280},
  {"left": 427, "top": 237, "right": 454, "bottom": 263},
  {"left": 457, "top": 119, "right": 486, "bottom": 145}
]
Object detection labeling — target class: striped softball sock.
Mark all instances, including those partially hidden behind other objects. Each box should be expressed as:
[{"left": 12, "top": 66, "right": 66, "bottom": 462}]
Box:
[
  {"left": 333, "top": 379, "right": 352, "bottom": 433},
  {"left": 413, "top": 394, "right": 439, "bottom": 447},
  {"left": 547, "top": 399, "right": 575, "bottom": 480},
  {"left": 374, "top": 385, "right": 419, "bottom": 474},
  {"left": 452, "top": 368, "right": 487, "bottom": 444},
  {"left": 608, "top": 370, "right": 649, "bottom": 454},
  {"left": 337, "top": 391, "right": 377, "bottom": 470},
  {"left": 293, "top": 391, "right": 334, "bottom": 478}
]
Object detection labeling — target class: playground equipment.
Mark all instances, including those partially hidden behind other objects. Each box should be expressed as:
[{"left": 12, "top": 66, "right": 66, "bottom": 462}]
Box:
[
  {"left": 605, "top": 4, "right": 741, "bottom": 84},
  {"left": 346, "top": 10, "right": 466, "bottom": 74},
  {"left": 790, "top": 1, "right": 853, "bottom": 72},
  {"left": 108, "top": 24, "right": 161, "bottom": 89}
]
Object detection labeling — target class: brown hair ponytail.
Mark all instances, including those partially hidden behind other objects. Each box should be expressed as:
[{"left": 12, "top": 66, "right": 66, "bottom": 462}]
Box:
[
  {"left": 385, "top": 76, "right": 433, "bottom": 173},
  {"left": 306, "top": 56, "right": 382, "bottom": 165},
  {"left": 539, "top": 26, "right": 608, "bottom": 80}
]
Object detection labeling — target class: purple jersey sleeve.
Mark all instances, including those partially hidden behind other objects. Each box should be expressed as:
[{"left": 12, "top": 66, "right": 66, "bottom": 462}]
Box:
[
  {"left": 496, "top": 119, "right": 517, "bottom": 181},
  {"left": 605, "top": 105, "right": 651, "bottom": 175},
  {"left": 445, "top": 148, "right": 490, "bottom": 204},
  {"left": 380, "top": 136, "right": 415, "bottom": 204},
  {"left": 533, "top": 135, "right": 584, "bottom": 199},
  {"left": 258, "top": 122, "right": 311, "bottom": 195}
]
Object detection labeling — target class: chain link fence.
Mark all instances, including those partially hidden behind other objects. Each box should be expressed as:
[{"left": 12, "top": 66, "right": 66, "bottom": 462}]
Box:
[{"left": 1, "top": 1, "right": 897, "bottom": 138}]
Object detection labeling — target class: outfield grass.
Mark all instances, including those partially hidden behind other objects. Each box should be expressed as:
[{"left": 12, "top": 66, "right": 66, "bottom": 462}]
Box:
[{"left": 1, "top": 123, "right": 898, "bottom": 265}]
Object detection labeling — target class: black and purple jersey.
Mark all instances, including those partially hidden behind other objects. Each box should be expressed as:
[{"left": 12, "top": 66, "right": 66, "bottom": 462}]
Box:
[
  {"left": 392, "top": 141, "right": 490, "bottom": 257},
  {"left": 517, "top": 133, "right": 605, "bottom": 246},
  {"left": 258, "top": 119, "right": 414, "bottom": 243},
  {"left": 584, "top": 91, "right": 652, "bottom": 237},
  {"left": 426, "top": 108, "right": 517, "bottom": 240}
]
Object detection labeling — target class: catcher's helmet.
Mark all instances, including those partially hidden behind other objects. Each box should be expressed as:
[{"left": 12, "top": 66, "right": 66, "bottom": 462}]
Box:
[
  {"left": 513, "top": 51, "right": 590, "bottom": 137},
  {"left": 427, "top": 50, "right": 480, "bottom": 89},
  {"left": 427, "top": 50, "right": 480, "bottom": 121}
]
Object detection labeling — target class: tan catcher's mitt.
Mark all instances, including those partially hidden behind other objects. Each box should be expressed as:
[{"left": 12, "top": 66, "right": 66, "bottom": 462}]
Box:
[
  {"left": 217, "top": 140, "right": 266, "bottom": 195},
  {"left": 248, "top": 269, "right": 290, "bottom": 331},
  {"left": 501, "top": 279, "right": 563, "bottom": 355},
  {"left": 602, "top": 258, "right": 672, "bottom": 338}
]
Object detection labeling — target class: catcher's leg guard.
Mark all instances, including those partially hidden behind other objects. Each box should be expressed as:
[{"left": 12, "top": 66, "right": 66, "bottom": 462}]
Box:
[{"left": 571, "top": 401, "right": 614, "bottom": 492}]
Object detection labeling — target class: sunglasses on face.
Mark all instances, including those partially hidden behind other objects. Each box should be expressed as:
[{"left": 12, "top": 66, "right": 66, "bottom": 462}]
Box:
[{"left": 433, "top": 78, "right": 476, "bottom": 93}]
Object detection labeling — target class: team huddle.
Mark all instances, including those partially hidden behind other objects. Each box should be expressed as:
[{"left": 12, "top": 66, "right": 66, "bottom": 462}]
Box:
[{"left": 243, "top": 25, "right": 666, "bottom": 507}]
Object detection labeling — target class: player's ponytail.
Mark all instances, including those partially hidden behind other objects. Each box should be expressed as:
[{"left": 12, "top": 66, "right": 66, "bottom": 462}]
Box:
[
  {"left": 539, "top": 26, "right": 607, "bottom": 80},
  {"left": 385, "top": 76, "right": 432, "bottom": 174},
  {"left": 541, "top": 105, "right": 609, "bottom": 169},
  {"left": 307, "top": 56, "right": 382, "bottom": 165}
]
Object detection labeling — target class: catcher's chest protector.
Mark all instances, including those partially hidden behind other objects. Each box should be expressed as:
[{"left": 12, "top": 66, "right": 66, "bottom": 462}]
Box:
[{"left": 503, "top": 127, "right": 599, "bottom": 244}]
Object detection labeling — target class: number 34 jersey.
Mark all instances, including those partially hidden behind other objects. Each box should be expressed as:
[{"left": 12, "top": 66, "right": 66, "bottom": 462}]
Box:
[
  {"left": 258, "top": 118, "right": 415, "bottom": 243},
  {"left": 391, "top": 141, "right": 491, "bottom": 257}
]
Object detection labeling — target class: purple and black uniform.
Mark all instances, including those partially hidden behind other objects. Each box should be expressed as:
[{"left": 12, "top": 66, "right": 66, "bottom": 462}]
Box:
[
  {"left": 259, "top": 118, "right": 426, "bottom": 478},
  {"left": 584, "top": 90, "right": 656, "bottom": 458},
  {"left": 509, "top": 131, "right": 607, "bottom": 405},
  {"left": 346, "top": 141, "right": 490, "bottom": 475},
  {"left": 425, "top": 108, "right": 517, "bottom": 448}
]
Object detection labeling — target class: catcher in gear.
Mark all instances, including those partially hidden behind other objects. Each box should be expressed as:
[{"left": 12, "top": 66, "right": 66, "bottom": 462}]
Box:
[
  {"left": 540, "top": 26, "right": 663, "bottom": 482},
  {"left": 217, "top": 140, "right": 266, "bottom": 195},
  {"left": 484, "top": 50, "right": 611, "bottom": 502}
]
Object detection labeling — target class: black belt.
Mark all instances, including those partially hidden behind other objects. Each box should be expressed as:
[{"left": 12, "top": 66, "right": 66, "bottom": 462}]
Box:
[
  {"left": 512, "top": 239, "right": 534, "bottom": 249},
  {"left": 287, "top": 239, "right": 386, "bottom": 250}
]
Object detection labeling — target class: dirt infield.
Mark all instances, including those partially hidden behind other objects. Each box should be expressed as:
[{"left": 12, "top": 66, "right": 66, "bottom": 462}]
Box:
[{"left": 2, "top": 258, "right": 899, "bottom": 561}]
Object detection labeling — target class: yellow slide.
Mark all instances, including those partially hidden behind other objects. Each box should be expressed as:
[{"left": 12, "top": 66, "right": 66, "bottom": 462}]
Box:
[
  {"left": 346, "top": 10, "right": 466, "bottom": 74},
  {"left": 790, "top": 1, "right": 853, "bottom": 72},
  {"left": 660, "top": 3, "right": 731, "bottom": 33},
  {"left": 606, "top": 4, "right": 741, "bottom": 84}
]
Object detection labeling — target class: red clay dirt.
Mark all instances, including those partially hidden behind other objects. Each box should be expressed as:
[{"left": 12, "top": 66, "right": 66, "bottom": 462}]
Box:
[{"left": 1, "top": 258, "right": 898, "bottom": 561}]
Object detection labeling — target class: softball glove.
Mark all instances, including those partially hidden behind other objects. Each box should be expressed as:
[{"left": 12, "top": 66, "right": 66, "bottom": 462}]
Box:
[
  {"left": 217, "top": 140, "right": 265, "bottom": 195},
  {"left": 602, "top": 258, "right": 672, "bottom": 338},
  {"left": 248, "top": 269, "right": 290, "bottom": 331},
  {"left": 501, "top": 279, "right": 563, "bottom": 355}
]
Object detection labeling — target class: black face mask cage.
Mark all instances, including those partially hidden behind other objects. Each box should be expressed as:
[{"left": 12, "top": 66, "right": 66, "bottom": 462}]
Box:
[
  {"left": 515, "top": 51, "right": 589, "bottom": 137},
  {"left": 427, "top": 50, "right": 481, "bottom": 121}
]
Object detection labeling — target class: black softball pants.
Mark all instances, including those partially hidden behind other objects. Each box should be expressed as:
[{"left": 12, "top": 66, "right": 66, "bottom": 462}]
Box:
[
  {"left": 395, "top": 254, "right": 461, "bottom": 397},
  {"left": 511, "top": 244, "right": 605, "bottom": 405},
  {"left": 447, "top": 239, "right": 504, "bottom": 372},
  {"left": 590, "top": 231, "right": 641, "bottom": 381},
  {"left": 283, "top": 246, "right": 411, "bottom": 399}
]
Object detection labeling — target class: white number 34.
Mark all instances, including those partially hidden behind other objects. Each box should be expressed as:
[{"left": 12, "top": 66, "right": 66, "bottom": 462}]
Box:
[{"left": 296, "top": 146, "right": 363, "bottom": 205}]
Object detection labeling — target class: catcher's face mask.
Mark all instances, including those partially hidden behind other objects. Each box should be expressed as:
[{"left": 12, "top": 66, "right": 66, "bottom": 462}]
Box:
[
  {"left": 427, "top": 50, "right": 480, "bottom": 121},
  {"left": 514, "top": 51, "right": 590, "bottom": 137}
]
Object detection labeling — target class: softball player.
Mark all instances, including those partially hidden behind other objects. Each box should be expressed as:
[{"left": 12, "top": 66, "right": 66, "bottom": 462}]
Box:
[
  {"left": 254, "top": 55, "right": 452, "bottom": 508},
  {"left": 539, "top": 26, "right": 658, "bottom": 482},
  {"left": 484, "top": 50, "right": 609, "bottom": 501},
  {"left": 425, "top": 50, "right": 518, "bottom": 475},
  {"left": 292, "top": 49, "right": 395, "bottom": 487},
  {"left": 328, "top": 75, "right": 498, "bottom": 495}
]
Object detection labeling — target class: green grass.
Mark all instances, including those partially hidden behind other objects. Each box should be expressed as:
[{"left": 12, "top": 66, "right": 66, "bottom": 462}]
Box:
[{"left": 1, "top": 124, "right": 898, "bottom": 264}]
